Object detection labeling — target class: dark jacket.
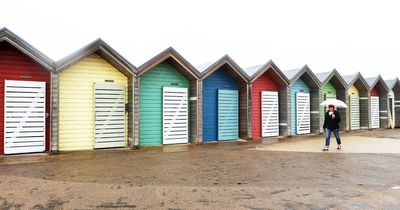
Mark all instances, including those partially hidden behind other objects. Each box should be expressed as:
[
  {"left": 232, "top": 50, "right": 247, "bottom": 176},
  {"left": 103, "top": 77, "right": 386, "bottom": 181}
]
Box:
[{"left": 323, "top": 110, "right": 341, "bottom": 130}]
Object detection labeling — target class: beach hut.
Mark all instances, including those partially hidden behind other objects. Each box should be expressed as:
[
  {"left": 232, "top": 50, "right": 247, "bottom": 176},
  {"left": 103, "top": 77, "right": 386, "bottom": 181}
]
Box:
[
  {"left": 282, "top": 65, "right": 322, "bottom": 135},
  {"left": 136, "top": 47, "right": 200, "bottom": 146},
  {"left": 55, "top": 39, "right": 136, "bottom": 151},
  {"left": 385, "top": 78, "right": 400, "bottom": 128},
  {"left": 315, "top": 69, "right": 349, "bottom": 131},
  {"left": 243, "top": 60, "right": 289, "bottom": 139},
  {"left": 198, "top": 55, "right": 249, "bottom": 142},
  {"left": 342, "top": 72, "right": 370, "bottom": 130},
  {"left": 365, "top": 75, "right": 389, "bottom": 129},
  {"left": 0, "top": 28, "right": 54, "bottom": 155}
]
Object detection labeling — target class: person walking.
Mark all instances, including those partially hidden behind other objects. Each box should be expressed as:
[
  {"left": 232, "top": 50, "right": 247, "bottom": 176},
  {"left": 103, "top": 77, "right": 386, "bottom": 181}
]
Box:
[{"left": 322, "top": 104, "right": 342, "bottom": 151}]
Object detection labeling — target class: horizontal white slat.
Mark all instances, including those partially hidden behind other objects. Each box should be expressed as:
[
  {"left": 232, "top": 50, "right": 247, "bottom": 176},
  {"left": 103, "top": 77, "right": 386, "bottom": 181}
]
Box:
[
  {"left": 94, "top": 141, "right": 125, "bottom": 149},
  {"left": 95, "top": 129, "right": 125, "bottom": 134},
  {"left": 5, "top": 136, "right": 45, "bottom": 142},
  {"left": 5, "top": 131, "right": 45, "bottom": 137},
  {"left": 5, "top": 97, "right": 45, "bottom": 102},
  {"left": 5, "top": 112, "right": 45, "bottom": 117},
  {"left": 5, "top": 122, "right": 45, "bottom": 127},
  {"left": 5, "top": 127, "right": 44, "bottom": 132},
  {"left": 6, "top": 80, "right": 45, "bottom": 87},
  {"left": 5, "top": 87, "right": 44, "bottom": 93},
  {"left": 5, "top": 92, "right": 45, "bottom": 97},
  {"left": 95, "top": 89, "right": 125, "bottom": 94},
  {"left": 4, "top": 146, "right": 45, "bottom": 154}
]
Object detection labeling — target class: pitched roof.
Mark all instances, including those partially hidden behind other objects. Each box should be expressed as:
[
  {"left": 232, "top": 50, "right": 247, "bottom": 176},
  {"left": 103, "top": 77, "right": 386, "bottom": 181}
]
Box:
[
  {"left": 243, "top": 64, "right": 264, "bottom": 78},
  {"left": 385, "top": 77, "right": 400, "bottom": 90},
  {"left": 199, "top": 55, "right": 248, "bottom": 82},
  {"left": 364, "top": 75, "right": 389, "bottom": 92},
  {"left": 282, "top": 67, "right": 302, "bottom": 81},
  {"left": 0, "top": 27, "right": 54, "bottom": 72},
  {"left": 315, "top": 71, "right": 331, "bottom": 83},
  {"left": 365, "top": 76, "right": 376, "bottom": 87},
  {"left": 196, "top": 60, "right": 219, "bottom": 74},
  {"left": 243, "top": 60, "right": 289, "bottom": 85},
  {"left": 341, "top": 72, "right": 370, "bottom": 91},
  {"left": 56, "top": 38, "right": 136, "bottom": 76},
  {"left": 282, "top": 65, "right": 321, "bottom": 88},
  {"left": 138, "top": 47, "right": 199, "bottom": 79},
  {"left": 314, "top": 69, "right": 348, "bottom": 89},
  {"left": 342, "top": 74, "right": 357, "bottom": 85}
]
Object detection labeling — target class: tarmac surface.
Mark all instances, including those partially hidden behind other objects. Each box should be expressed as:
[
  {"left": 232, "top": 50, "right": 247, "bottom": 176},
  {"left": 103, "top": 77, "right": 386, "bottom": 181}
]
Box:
[{"left": 1, "top": 129, "right": 400, "bottom": 209}]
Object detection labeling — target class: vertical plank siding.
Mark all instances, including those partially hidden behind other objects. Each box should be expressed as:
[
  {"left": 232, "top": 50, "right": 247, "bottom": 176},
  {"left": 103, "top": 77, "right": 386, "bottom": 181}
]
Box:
[
  {"left": 335, "top": 88, "right": 348, "bottom": 131},
  {"left": 133, "top": 77, "right": 140, "bottom": 146},
  {"left": 278, "top": 86, "right": 289, "bottom": 136},
  {"left": 51, "top": 73, "right": 59, "bottom": 152},
  {"left": 239, "top": 82, "right": 249, "bottom": 140},
  {"left": 310, "top": 89, "right": 322, "bottom": 133},
  {"left": 139, "top": 61, "right": 189, "bottom": 146},
  {"left": 58, "top": 54, "right": 128, "bottom": 151},
  {"left": 197, "top": 80, "right": 203, "bottom": 142},
  {"left": 189, "top": 80, "right": 198, "bottom": 143},
  {"left": 394, "top": 83, "right": 400, "bottom": 128},
  {"left": 127, "top": 76, "right": 134, "bottom": 147},
  {"left": 0, "top": 42, "right": 51, "bottom": 155}
]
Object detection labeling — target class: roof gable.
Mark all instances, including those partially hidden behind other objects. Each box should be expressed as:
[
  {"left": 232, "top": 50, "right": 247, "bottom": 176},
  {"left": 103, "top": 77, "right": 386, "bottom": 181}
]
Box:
[
  {"left": 138, "top": 47, "right": 199, "bottom": 80},
  {"left": 385, "top": 77, "right": 400, "bottom": 90},
  {"left": 56, "top": 39, "right": 136, "bottom": 76},
  {"left": 342, "top": 72, "right": 369, "bottom": 91},
  {"left": 199, "top": 55, "right": 248, "bottom": 83},
  {"left": 243, "top": 60, "right": 289, "bottom": 85},
  {"left": 0, "top": 27, "right": 54, "bottom": 72},
  {"left": 315, "top": 69, "right": 348, "bottom": 89},
  {"left": 365, "top": 75, "right": 389, "bottom": 92},
  {"left": 283, "top": 65, "right": 322, "bottom": 88}
]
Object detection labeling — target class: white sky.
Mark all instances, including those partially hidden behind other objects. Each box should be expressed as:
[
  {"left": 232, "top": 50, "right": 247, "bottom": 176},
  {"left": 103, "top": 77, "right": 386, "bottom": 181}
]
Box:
[{"left": 1, "top": 0, "right": 399, "bottom": 79}]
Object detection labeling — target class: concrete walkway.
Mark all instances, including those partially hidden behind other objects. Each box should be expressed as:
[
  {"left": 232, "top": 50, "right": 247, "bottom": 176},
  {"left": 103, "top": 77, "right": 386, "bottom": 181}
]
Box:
[{"left": 254, "top": 135, "right": 400, "bottom": 153}]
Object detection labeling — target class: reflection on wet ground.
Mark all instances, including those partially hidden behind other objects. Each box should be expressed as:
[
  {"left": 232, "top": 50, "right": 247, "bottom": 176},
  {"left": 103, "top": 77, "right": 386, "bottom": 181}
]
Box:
[{"left": 0, "top": 128, "right": 399, "bottom": 209}]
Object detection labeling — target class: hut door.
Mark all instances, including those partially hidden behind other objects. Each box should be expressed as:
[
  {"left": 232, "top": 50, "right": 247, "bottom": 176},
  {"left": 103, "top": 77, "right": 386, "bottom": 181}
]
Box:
[
  {"left": 261, "top": 91, "right": 279, "bottom": 137},
  {"left": 94, "top": 84, "right": 126, "bottom": 149},
  {"left": 350, "top": 95, "right": 360, "bottom": 130},
  {"left": 4, "top": 80, "right": 46, "bottom": 154},
  {"left": 218, "top": 89, "right": 239, "bottom": 140},
  {"left": 296, "top": 92, "right": 310, "bottom": 134},
  {"left": 162, "top": 87, "right": 188, "bottom": 144},
  {"left": 370, "top": 96, "right": 380, "bottom": 129}
]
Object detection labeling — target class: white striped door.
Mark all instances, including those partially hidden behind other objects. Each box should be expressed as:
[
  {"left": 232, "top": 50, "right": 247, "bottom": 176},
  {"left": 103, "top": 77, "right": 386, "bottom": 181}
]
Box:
[
  {"left": 296, "top": 92, "right": 311, "bottom": 134},
  {"left": 350, "top": 95, "right": 360, "bottom": 130},
  {"left": 94, "top": 84, "right": 126, "bottom": 149},
  {"left": 261, "top": 91, "right": 279, "bottom": 137},
  {"left": 163, "top": 87, "right": 188, "bottom": 144},
  {"left": 370, "top": 96, "right": 380, "bottom": 129},
  {"left": 4, "top": 80, "right": 46, "bottom": 154}
]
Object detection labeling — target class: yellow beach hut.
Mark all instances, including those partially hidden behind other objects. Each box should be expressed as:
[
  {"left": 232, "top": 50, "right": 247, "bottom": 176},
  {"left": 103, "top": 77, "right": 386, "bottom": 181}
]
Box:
[{"left": 54, "top": 39, "right": 136, "bottom": 151}]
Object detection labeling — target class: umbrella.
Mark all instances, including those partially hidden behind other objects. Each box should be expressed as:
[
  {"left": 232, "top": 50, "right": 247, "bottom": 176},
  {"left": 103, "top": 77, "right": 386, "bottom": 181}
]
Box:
[{"left": 320, "top": 99, "right": 348, "bottom": 108}]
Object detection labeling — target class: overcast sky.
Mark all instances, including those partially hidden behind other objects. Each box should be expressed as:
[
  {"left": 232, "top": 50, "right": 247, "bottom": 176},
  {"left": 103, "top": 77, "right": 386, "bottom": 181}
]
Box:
[{"left": 1, "top": 0, "right": 399, "bottom": 79}]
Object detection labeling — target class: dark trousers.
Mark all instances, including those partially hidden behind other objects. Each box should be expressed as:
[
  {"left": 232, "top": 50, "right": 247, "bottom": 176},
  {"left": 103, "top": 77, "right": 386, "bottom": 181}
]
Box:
[{"left": 325, "top": 128, "right": 341, "bottom": 146}]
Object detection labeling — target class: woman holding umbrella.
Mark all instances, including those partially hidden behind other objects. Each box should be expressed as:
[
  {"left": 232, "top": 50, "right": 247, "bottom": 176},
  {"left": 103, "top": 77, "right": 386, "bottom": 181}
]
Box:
[{"left": 322, "top": 104, "right": 342, "bottom": 151}]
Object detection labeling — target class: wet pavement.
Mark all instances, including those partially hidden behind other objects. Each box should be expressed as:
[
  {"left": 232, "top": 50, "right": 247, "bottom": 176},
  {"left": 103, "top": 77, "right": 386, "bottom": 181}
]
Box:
[{"left": 1, "top": 129, "right": 400, "bottom": 209}]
